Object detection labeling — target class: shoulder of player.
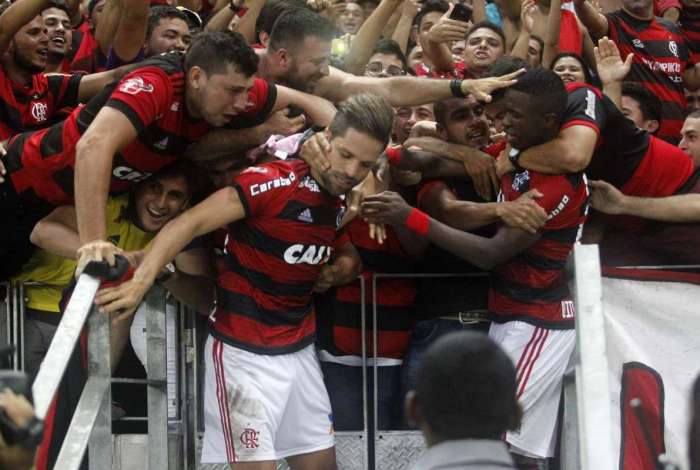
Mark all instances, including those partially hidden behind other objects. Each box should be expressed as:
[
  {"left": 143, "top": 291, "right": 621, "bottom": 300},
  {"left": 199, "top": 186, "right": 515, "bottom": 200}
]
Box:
[
  {"left": 236, "top": 159, "right": 307, "bottom": 193},
  {"left": 566, "top": 82, "right": 602, "bottom": 100}
]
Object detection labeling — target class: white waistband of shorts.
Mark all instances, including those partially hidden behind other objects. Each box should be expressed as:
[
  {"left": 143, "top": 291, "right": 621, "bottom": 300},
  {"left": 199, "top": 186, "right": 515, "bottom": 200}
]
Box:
[{"left": 318, "top": 349, "right": 402, "bottom": 367}]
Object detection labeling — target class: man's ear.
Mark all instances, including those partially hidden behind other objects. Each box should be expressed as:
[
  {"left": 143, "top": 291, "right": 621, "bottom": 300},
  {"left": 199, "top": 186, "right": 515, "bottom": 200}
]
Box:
[
  {"left": 404, "top": 390, "right": 421, "bottom": 428},
  {"left": 645, "top": 119, "right": 660, "bottom": 135},
  {"left": 543, "top": 113, "right": 560, "bottom": 130},
  {"left": 188, "top": 66, "right": 204, "bottom": 91},
  {"left": 277, "top": 48, "right": 292, "bottom": 70},
  {"left": 259, "top": 31, "right": 270, "bottom": 47}
]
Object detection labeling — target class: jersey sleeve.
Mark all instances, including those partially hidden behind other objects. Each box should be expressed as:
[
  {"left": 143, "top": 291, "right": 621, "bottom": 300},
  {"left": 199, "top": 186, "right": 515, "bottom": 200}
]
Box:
[
  {"left": 104, "top": 67, "right": 172, "bottom": 134},
  {"left": 561, "top": 86, "right": 606, "bottom": 136},
  {"left": 47, "top": 73, "right": 82, "bottom": 109},
  {"left": 529, "top": 173, "right": 584, "bottom": 230},
  {"left": 231, "top": 163, "right": 292, "bottom": 217},
  {"left": 227, "top": 79, "right": 278, "bottom": 129}
]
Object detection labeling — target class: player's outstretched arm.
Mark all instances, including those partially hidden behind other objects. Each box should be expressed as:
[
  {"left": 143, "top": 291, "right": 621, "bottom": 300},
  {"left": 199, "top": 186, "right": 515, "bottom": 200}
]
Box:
[
  {"left": 95, "top": 186, "right": 247, "bottom": 316},
  {"left": 362, "top": 190, "right": 540, "bottom": 270}
]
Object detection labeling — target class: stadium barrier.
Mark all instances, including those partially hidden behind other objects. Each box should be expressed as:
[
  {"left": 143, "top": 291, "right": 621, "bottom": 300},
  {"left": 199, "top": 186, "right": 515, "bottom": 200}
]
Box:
[{"left": 3, "top": 245, "right": 697, "bottom": 469}]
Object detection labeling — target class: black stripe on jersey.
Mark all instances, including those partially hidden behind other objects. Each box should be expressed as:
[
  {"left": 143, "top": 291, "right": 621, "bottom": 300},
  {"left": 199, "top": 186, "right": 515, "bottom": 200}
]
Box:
[
  {"left": 277, "top": 199, "right": 340, "bottom": 227},
  {"left": 39, "top": 123, "right": 65, "bottom": 158},
  {"left": 75, "top": 82, "right": 118, "bottom": 133},
  {"left": 231, "top": 183, "right": 251, "bottom": 217},
  {"left": 210, "top": 328, "right": 315, "bottom": 356},
  {"left": 355, "top": 246, "right": 413, "bottom": 273},
  {"left": 49, "top": 74, "right": 82, "bottom": 109},
  {"left": 224, "top": 254, "right": 315, "bottom": 298},
  {"left": 0, "top": 103, "right": 23, "bottom": 133},
  {"left": 52, "top": 166, "right": 76, "bottom": 197},
  {"left": 105, "top": 99, "right": 147, "bottom": 134},
  {"left": 227, "top": 217, "right": 336, "bottom": 258},
  {"left": 515, "top": 252, "right": 568, "bottom": 272},
  {"left": 216, "top": 287, "right": 312, "bottom": 326},
  {"left": 12, "top": 88, "right": 48, "bottom": 106},
  {"left": 491, "top": 276, "right": 569, "bottom": 303},
  {"left": 138, "top": 126, "right": 193, "bottom": 155},
  {"left": 4, "top": 134, "right": 27, "bottom": 174},
  {"left": 540, "top": 226, "right": 580, "bottom": 244}
]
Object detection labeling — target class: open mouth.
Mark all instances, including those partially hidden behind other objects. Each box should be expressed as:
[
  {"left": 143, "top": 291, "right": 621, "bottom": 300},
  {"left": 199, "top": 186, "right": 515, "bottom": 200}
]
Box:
[
  {"left": 37, "top": 48, "right": 48, "bottom": 59},
  {"left": 50, "top": 36, "right": 66, "bottom": 47},
  {"left": 147, "top": 207, "right": 168, "bottom": 221},
  {"left": 475, "top": 51, "right": 490, "bottom": 60}
]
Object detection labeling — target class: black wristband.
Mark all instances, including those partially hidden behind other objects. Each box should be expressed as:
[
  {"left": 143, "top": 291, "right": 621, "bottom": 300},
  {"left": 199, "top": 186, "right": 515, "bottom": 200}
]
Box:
[{"left": 450, "top": 79, "right": 466, "bottom": 98}]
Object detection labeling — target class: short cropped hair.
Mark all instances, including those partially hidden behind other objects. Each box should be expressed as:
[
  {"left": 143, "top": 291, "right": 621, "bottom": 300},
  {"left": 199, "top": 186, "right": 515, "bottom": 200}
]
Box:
[
  {"left": 370, "top": 38, "right": 410, "bottom": 73},
  {"left": 416, "top": 331, "right": 518, "bottom": 440},
  {"left": 483, "top": 56, "right": 530, "bottom": 102},
  {"left": 147, "top": 6, "right": 190, "bottom": 41},
  {"left": 414, "top": 0, "right": 449, "bottom": 28},
  {"left": 255, "top": 0, "right": 307, "bottom": 39},
  {"left": 185, "top": 30, "right": 258, "bottom": 77},
  {"left": 45, "top": 0, "right": 71, "bottom": 16},
  {"left": 268, "top": 8, "right": 336, "bottom": 52},
  {"left": 329, "top": 93, "right": 395, "bottom": 147},
  {"left": 467, "top": 21, "right": 506, "bottom": 49},
  {"left": 688, "top": 110, "right": 700, "bottom": 120},
  {"left": 622, "top": 82, "right": 661, "bottom": 124},
  {"left": 509, "top": 68, "right": 568, "bottom": 123}
]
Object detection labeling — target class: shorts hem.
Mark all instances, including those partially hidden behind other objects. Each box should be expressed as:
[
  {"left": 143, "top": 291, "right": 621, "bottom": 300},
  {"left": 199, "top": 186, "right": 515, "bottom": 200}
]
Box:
[
  {"left": 275, "top": 438, "right": 335, "bottom": 460},
  {"left": 200, "top": 454, "right": 278, "bottom": 464},
  {"left": 505, "top": 435, "right": 553, "bottom": 459}
]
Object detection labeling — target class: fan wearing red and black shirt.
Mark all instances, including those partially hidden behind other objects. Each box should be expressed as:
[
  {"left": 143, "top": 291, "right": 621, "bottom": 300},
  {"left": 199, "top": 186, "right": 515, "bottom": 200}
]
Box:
[
  {"left": 575, "top": 0, "right": 700, "bottom": 143},
  {"left": 363, "top": 69, "right": 588, "bottom": 466},
  {"left": 94, "top": 93, "right": 395, "bottom": 468},
  {"left": 0, "top": 0, "right": 130, "bottom": 141}
]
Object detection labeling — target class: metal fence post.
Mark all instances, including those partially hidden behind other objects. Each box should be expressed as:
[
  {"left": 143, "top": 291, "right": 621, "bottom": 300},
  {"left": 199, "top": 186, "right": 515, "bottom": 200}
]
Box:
[
  {"left": 145, "top": 286, "right": 169, "bottom": 470},
  {"left": 87, "top": 305, "right": 113, "bottom": 470}
]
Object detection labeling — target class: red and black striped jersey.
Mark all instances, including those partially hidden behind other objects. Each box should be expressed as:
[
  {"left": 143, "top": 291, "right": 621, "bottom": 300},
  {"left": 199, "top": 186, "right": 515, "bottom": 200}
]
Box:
[
  {"left": 67, "top": 26, "right": 106, "bottom": 74},
  {"left": 0, "top": 68, "right": 81, "bottom": 140},
  {"left": 5, "top": 52, "right": 277, "bottom": 206},
  {"left": 211, "top": 159, "right": 348, "bottom": 355},
  {"left": 316, "top": 217, "right": 418, "bottom": 360},
  {"left": 490, "top": 170, "right": 588, "bottom": 328},
  {"left": 563, "top": 82, "right": 694, "bottom": 196},
  {"left": 606, "top": 10, "right": 691, "bottom": 143},
  {"left": 680, "top": 9, "right": 700, "bottom": 66}
]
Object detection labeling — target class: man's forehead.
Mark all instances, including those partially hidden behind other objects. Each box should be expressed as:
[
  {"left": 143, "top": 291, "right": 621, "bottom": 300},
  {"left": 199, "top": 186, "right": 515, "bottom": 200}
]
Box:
[
  {"left": 42, "top": 8, "right": 69, "bottom": 18},
  {"left": 683, "top": 117, "right": 700, "bottom": 132},
  {"left": 468, "top": 28, "right": 501, "bottom": 42}
]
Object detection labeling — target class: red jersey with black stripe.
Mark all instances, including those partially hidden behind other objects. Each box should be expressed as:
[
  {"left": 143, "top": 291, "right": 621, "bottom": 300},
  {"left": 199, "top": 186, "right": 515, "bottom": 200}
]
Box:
[
  {"left": 564, "top": 82, "right": 694, "bottom": 196},
  {"left": 316, "top": 217, "right": 418, "bottom": 360},
  {"left": 606, "top": 10, "right": 691, "bottom": 143},
  {"left": 5, "top": 52, "right": 276, "bottom": 206},
  {"left": 679, "top": 8, "right": 700, "bottom": 66},
  {"left": 67, "top": 26, "right": 107, "bottom": 74},
  {"left": 489, "top": 170, "right": 588, "bottom": 328},
  {"left": 212, "top": 159, "right": 347, "bottom": 355},
  {"left": 0, "top": 67, "right": 82, "bottom": 140}
]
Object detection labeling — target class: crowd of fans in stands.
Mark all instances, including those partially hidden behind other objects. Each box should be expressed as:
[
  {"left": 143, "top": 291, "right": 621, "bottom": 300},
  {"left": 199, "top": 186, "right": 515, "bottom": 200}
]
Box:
[{"left": 1, "top": 0, "right": 700, "bottom": 467}]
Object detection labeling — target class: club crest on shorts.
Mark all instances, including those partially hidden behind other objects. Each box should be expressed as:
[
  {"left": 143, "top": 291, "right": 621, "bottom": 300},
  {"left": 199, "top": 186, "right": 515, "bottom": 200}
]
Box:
[{"left": 240, "top": 428, "right": 260, "bottom": 449}]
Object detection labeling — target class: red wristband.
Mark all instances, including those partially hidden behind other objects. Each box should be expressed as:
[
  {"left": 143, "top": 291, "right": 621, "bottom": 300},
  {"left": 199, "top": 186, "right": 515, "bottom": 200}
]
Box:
[
  {"left": 385, "top": 146, "right": 402, "bottom": 166},
  {"left": 406, "top": 208, "right": 429, "bottom": 236}
]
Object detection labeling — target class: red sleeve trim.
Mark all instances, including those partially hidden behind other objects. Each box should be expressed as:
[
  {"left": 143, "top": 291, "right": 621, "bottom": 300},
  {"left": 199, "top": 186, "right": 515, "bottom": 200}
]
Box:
[{"left": 561, "top": 119, "right": 601, "bottom": 136}]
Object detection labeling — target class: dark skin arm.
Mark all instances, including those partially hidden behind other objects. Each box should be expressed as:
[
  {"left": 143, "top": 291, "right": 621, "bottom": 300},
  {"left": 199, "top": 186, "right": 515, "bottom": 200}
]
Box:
[
  {"left": 362, "top": 191, "right": 540, "bottom": 270},
  {"left": 313, "top": 241, "right": 362, "bottom": 292}
]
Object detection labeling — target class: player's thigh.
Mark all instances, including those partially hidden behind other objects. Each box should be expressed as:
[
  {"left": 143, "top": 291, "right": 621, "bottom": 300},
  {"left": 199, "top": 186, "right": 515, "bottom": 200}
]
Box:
[{"left": 286, "top": 446, "right": 337, "bottom": 470}]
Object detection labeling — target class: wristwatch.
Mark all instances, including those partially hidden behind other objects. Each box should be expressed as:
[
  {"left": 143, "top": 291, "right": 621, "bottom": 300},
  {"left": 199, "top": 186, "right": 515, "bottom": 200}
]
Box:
[
  {"left": 508, "top": 147, "right": 523, "bottom": 171},
  {"left": 156, "top": 262, "right": 176, "bottom": 284}
]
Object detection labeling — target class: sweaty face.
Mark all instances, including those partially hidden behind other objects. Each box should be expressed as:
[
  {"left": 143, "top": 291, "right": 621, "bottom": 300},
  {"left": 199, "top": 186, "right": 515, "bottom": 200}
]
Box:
[
  {"left": 552, "top": 56, "right": 586, "bottom": 84},
  {"left": 394, "top": 104, "right": 435, "bottom": 144},
  {"left": 283, "top": 36, "right": 331, "bottom": 93},
  {"left": 190, "top": 65, "right": 255, "bottom": 127},
  {"left": 11, "top": 16, "right": 49, "bottom": 73},
  {"left": 686, "top": 89, "right": 700, "bottom": 113},
  {"left": 439, "top": 98, "right": 489, "bottom": 148},
  {"left": 365, "top": 52, "right": 405, "bottom": 77},
  {"left": 679, "top": 117, "right": 700, "bottom": 165},
  {"left": 42, "top": 7, "right": 72, "bottom": 57},
  {"left": 135, "top": 175, "right": 190, "bottom": 232},
  {"left": 502, "top": 89, "right": 544, "bottom": 150},
  {"left": 145, "top": 18, "right": 191, "bottom": 57},
  {"left": 337, "top": 2, "right": 365, "bottom": 35},
  {"left": 464, "top": 28, "right": 504, "bottom": 73},
  {"left": 319, "top": 128, "right": 384, "bottom": 195}
]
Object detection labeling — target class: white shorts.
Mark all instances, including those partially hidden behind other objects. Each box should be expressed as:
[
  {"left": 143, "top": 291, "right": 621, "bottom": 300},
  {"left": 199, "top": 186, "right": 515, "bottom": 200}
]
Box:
[
  {"left": 489, "top": 321, "right": 576, "bottom": 458},
  {"left": 201, "top": 336, "right": 335, "bottom": 463}
]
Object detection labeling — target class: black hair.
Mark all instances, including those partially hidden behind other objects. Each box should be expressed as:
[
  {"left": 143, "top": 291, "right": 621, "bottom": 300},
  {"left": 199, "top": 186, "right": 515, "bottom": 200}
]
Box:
[
  {"left": 622, "top": 82, "right": 661, "bottom": 125},
  {"left": 45, "top": 0, "right": 71, "bottom": 17},
  {"left": 415, "top": 331, "right": 518, "bottom": 440},
  {"left": 370, "top": 38, "right": 410, "bottom": 74},
  {"left": 147, "top": 6, "right": 190, "bottom": 41},
  {"left": 550, "top": 52, "right": 593, "bottom": 84},
  {"left": 329, "top": 93, "right": 395, "bottom": 148},
  {"left": 466, "top": 21, "right": 506, "bottom": 48},
  {"left": 413, "top": 0, "right": 449, "bottom": 29},
  {"left": 483, "top": 56, "right": 530, "bottom": 102},
  {"left": 255, "top": 0, "right": 307, "bottom": 40},
  {"left": 509, "top": 67, "right": 568, "bottom": 123},
  {"left": 268, "top": 8, "right": 336, "bottom": 52},
  {"left": 185, "top": 30, "right": 258, "bottom": 77}
]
